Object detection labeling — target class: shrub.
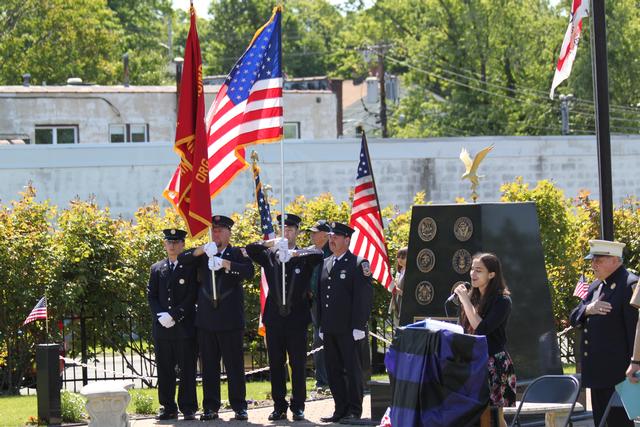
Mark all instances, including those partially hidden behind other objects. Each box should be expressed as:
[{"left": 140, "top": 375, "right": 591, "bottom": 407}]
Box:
[
  {"left": 131, "top": 390, "right": 154, "bottom": 414},
  {"left": 61, "top": 390, "right": 86, "bottom": 422}
]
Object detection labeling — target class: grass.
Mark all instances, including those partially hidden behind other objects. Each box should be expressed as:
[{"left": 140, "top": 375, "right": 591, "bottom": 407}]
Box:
[{"left": 0, "top": 378, "right": 319, "bottom": 427}]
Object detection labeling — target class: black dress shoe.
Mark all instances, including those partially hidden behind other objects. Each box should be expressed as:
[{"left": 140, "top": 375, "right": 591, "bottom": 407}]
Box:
[
  {"left": 292, "top": 409, "right": 305, "bottom": 421},
  {"left": 268, "top": 410, "right": 287, "bottom": 421},
  {"left": 234, "top": 409, "right": 248, "bottom": 421},
  {"left": 182, "top": 412, "right": 196, "bottom": 421},
  {"left": 320, "top": 414, "right": 343, "bottom": 423},
  {"left": 339, "top": 413, "right": 361, "bottom": 424},
  {"left": 155, "top": 409, "right": 179, "bottom": 420},
  {"left": 200, "top": 410, "right": 219, "bottom": 421}
]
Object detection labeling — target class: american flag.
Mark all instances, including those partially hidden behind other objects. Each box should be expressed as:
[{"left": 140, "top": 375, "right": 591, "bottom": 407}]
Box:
[
  {"left": 206, "top": 6, "right": 283, "bottom": 198},
  {"left": 252, "top": 158, "right": 276, "bottom": 336},
  {"left": 549, "top": 0, "right": 589, "bottom": 99},
  {"left": 573, "top": 274, "right": 590, "bottom": 300},
  {"left": 349, "top": 132, "right": 392, "bottom": 290},
  {"left": 24, "top": 296, "right": 47, "bottom": 326}
]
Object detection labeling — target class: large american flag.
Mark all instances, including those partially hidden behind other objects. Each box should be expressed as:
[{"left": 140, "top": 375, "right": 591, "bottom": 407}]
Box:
[
  {"left": 206, "top": 6, "right": 283, "bottom": 198},
  {"left": 24, "top": 296, "right": 47, "bottom": 326},
  {"left": 252, "top": 158, "right": 275, "bottom": 336},
  {"left": 573, "top": 274, "right": 589, "bottom": 300},
  {"left": 349, "top": 133, "right": 392, "bottom": 290}
]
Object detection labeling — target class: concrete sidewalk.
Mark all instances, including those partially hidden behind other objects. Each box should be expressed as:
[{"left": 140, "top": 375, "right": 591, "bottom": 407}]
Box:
[{"left": 129, "top": 396, "right": 372, "bottom": 427}]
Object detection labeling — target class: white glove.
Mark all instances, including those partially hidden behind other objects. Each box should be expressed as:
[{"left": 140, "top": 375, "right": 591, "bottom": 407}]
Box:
[
  {"left": 157, "top": 312, "right": 175, "bottom": 328},
  {"left": 276, "top": 238, "right": 291, "bottom": 263},
  {"left": 203, "top": 242, "right": 218, "bottom": 257},
  {"left": 208, "top": 256, "right": 224, "bottom": 271},
  {"left": 318, "top": 330, "right": 324, "bottom": 341},
  {"left": 352, "top": 329, "right": 366, "bottom": 341}
]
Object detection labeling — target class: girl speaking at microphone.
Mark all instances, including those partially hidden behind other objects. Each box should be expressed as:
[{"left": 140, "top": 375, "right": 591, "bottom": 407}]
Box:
[{"left": 454, "top": 253, "right": 516, "bottom": 427}]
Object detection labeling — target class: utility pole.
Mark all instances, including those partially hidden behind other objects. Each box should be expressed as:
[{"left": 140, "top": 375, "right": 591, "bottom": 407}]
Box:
[
  {"left": 559, "top": 94, "right": 573, "bottom": 135},
  {"left": 590, "top": 0, "right": 613, "bottom": 240},
  {"left": 377, "top": 48, "right": 388, "bottom": 138}
]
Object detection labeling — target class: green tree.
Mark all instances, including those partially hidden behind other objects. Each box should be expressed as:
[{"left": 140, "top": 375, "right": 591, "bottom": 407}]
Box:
[
  {"left": 203, "top": 0, "right": 344, "bottom": 77},
  {"left": 107, "top": 0, "right": 175, "bottom": 84},
  {"left": 0, "top": 0, "right": 124, "bottom": 85}
]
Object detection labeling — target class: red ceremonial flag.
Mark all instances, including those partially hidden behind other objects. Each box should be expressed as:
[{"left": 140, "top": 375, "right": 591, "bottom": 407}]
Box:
[
  {"left": 573, "top": 274, "right": 589, "bottom": 300},
  {"left": 163, "top": 5, "right": 211, "bottom": 238},
  {"left": 348, "top": 132, "right": 393, "bottom": 290},
  {"left": 550, "top": 0, "right": 589, "bottom": 99},
  {"left": 24, "top": 297, "right": 47, "bottom": 326},
  {"left": 205, "top": 6, "right": 283, "bottom": 199}
]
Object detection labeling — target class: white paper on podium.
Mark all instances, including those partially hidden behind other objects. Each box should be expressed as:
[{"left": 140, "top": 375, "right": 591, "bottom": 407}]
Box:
[{"left": 403, "top": 318, "right": 464, "bottom": 334}]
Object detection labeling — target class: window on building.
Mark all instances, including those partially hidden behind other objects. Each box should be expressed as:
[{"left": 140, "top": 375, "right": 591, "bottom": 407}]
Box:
[
  {"left": 283, "top": 122, "right": 300, "bottom": 139},
  {"left": 35, "top": 126, "right": 78, "bottom": 144},
  {"left": 109, "top": 124, "right": 149, "bottom": 143}
]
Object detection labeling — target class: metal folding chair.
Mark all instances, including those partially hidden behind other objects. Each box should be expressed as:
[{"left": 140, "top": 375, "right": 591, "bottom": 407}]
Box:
[
  {"left": 597, "top": 390, "right": 624, "bottom": 427},
  {"left": 509, "top": 375, "right": 581, "bottom": 427}
]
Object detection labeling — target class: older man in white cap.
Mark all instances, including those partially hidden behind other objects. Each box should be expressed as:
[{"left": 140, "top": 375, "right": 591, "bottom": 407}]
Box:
[{"left": 569, "top": 239, "right": 638, "bottom": 427}]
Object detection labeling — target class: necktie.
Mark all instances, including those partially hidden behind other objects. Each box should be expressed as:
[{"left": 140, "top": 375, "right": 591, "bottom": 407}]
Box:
[{"left": 169, "top": 262, "right": 175, "bottom": 273}]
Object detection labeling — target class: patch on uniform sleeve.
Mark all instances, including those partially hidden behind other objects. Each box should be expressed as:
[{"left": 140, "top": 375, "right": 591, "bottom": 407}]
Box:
[
  {"left": 240, "top": 247, "right": 248, "bottom": 257},
  {"left": 361, "top": 261, "right": 372, "bottom": 277}
]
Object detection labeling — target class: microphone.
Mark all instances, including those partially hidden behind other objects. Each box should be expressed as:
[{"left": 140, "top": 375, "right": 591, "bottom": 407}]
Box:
[{"left": 446, "top": 282, "right": 471, "bottom": 305}]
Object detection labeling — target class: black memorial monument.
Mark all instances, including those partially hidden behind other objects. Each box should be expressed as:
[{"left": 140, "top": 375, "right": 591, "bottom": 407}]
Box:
[{"left": 400, "top": 202, "right": 562, "bottom": 380}]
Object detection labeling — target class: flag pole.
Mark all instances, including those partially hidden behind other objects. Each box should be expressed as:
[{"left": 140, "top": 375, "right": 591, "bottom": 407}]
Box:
[
  {"left": 278, "top": 3, "right": 286, "bottom": 312},
  {"left": 44, "top": 293, "right": 49, "bottom": 345},
  {"left": 209, "top": 227, "right": 218, "bottom": 308}
]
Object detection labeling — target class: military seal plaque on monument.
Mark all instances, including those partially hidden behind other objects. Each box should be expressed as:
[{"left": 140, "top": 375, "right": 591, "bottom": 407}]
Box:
[{"left": 400, "top": 202, "right": 563, "bottom": 379}]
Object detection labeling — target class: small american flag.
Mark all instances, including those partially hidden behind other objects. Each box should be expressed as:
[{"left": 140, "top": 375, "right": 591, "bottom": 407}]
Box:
[
  {"left": 206, "top": 6, "right": 283, "bottom": 199},
  {"left": 252, "top": 159, "right": 276, "bottom": 336},
  {"left": 573, "top": 274, "right": 589, "bottom": 300},
  {"left": 349, "top": 132, "right": 392, "bottom": 290},
  {"left": 24, "top": 296, "right": 47, "bottom": 326}
]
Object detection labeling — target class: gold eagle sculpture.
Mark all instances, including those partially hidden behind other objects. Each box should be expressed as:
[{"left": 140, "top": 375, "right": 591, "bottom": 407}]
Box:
[{"left": 459, "top": 144, "right": 494, "bottom": 203}]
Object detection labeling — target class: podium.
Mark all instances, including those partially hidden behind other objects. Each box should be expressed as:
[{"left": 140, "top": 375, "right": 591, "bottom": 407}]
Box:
[{"left": 384, "top": 322, "right": 489, "bottom": 427}]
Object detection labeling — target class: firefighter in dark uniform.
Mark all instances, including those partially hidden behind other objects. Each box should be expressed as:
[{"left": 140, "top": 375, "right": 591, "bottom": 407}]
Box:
[
  {"left": 570, "top": 239, "right": 639, "bottom": 427},
  {"left": 246, "top": 213, "right": 323, "bottom": 421},
  {"left": 178, "top": 215, "right": 254, "bottom": 421},
  {"left": 147, "top": 229, "right": 198, "bottom": 421},
  {"left": 318, "top": 222, "right": 373, "bottom": 423}
]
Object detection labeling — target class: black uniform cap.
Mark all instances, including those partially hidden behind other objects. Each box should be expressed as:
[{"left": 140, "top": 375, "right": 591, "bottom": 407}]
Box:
[
  {"left": 308, "top": 219, "right": 331, "bottom": 233},
  {"left": 163, "top": 228, "right": 187, "bottom": 241},
  {"left": 329, "top": 222, "right": 355, "bottom": 237},
  {"left": 212, "top": 215, "right": 234, "bottom": 229},
  {"left": 277, "top": 213, "right": 302, "bottom": 227}
]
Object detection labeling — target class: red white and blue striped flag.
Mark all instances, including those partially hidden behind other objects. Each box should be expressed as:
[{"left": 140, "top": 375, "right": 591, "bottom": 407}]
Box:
[
  {"left": 206, "top": 6, "right": 283, "bottom": 198},
  {"left": 573, "top": 274, "right": 589, "bottom": 300},
  {"left": 23, "top": 296, "right": 47, "bottom": 326},
  {"left": 252, "top": 158, "right": 276, "bottom": 336},
  {"left": 349, "top": 133, "right": 393, "bottom": 290}
]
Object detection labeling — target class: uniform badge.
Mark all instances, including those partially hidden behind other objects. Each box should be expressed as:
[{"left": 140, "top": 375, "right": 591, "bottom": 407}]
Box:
[
  {"left": 340, "top": 272, "right": 346, "bottom": 279},
  {"left": 179, "top": 278, "right": 185, "bottom": 284},
  {"left": 295, "top": 268, "right": 301, "bottom": 274},
  {"left": 361, "top": 261, "right": 372, "bottom": 277},
  {"left": 610, "top": 283, "right": 616, "bottom": 290},
  {"left": 170, "top": 229, "right": 176, "bottom": 235}
]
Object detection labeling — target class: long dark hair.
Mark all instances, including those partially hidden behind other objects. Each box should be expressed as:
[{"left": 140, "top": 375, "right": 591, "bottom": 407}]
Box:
[{"left": 460, "top": 252, "right": 510, "bottom": 333}]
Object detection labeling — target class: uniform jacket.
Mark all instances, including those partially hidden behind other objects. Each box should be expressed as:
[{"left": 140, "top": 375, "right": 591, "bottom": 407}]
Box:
[
  {"left": 147, "top": 258, "right": 197, "bottom": 340},
  {"left": 569, "top": 265, "right": 639, "bottom": 388},
  {"left": 245, "top": 243, "right": 323, "bottom": 329},
  {"left": 317, "top": 250, "right": 374, "bottom": 334},
  {"left": 178, "top": 245, "right": 254, "bottom": 332}
]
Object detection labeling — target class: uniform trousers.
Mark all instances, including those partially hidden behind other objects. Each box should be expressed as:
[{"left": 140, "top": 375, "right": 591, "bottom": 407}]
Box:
[
  {"left": 324, "top": 332, "right": 364, "bottom": 418},
  {"left": 591, "top": 386, "right": 634, "bottom": 427},
  {"left": 198, "top": 328, "right": 247, "bottom": 412},
  {"left": 265, "top": 324, "right": 308, "bottom": 412},
  {"left": 154, "top": 338, "right": 197, "bottom": 414}
]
